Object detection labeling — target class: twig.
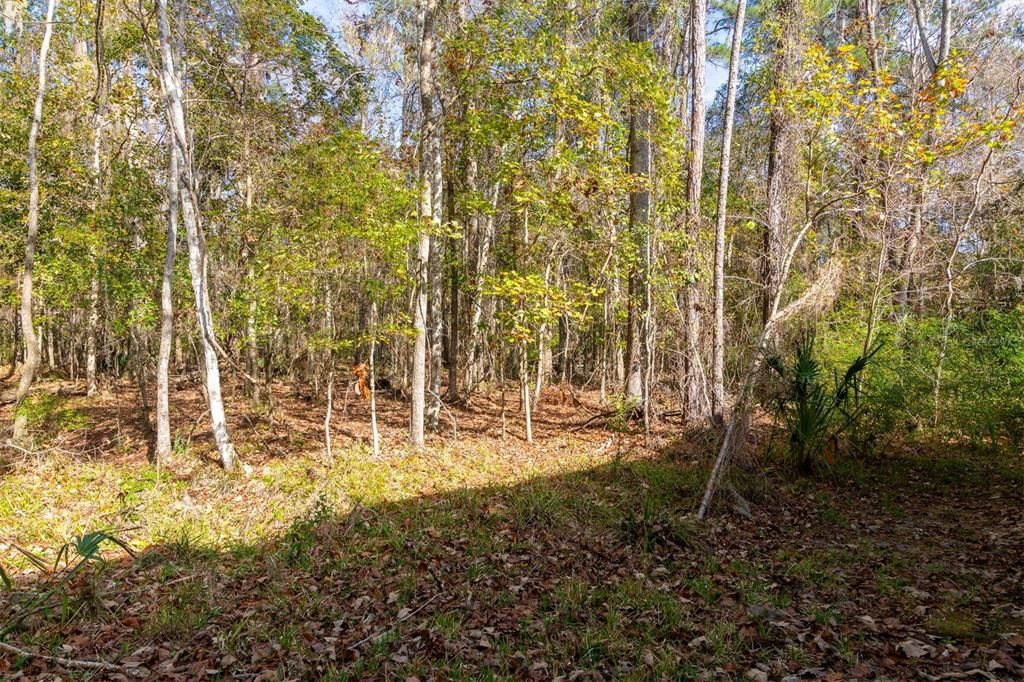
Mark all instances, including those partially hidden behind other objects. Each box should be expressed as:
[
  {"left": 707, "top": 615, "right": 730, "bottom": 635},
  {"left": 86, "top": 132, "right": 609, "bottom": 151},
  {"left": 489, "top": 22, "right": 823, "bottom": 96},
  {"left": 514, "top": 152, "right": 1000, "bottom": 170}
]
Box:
[
  {"left": 186, "top": 407, "right": 211, "bottom": 450},
  {"left": 572, "top": 410, "right": 615, "bottom": 432},
  {"left": 120, "top": 573, "right": 196, "bottom": 595},
  {"left": 348, "top": 592, "right": 445, "bottom": 650},
  {"left": 1, "top": 441, "right": 39, "bottom": 457},
  {"left": 0, "top": 640, "right": 123, "bottom": 672}
]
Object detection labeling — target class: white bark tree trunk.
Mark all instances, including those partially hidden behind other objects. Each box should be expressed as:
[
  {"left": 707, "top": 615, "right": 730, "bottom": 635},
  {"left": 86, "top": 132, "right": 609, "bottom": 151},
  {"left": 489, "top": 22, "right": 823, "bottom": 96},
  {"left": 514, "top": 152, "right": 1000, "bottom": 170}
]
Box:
[
  {"left": 2, "top": 0, "right": 25, "bottom": 37},
  {"left": 11, "top": 0, "right": 57, "bottom": 444},
  {"left": 85, "top": 275, "right": 99, "bottom": 395},
  {"left": 369, "top": 300, "right": 381, "bottom": 457},
  {"left": 711, "top": 0, "right": 746, "bottom": 422},
  {"left": 156, "top": 0, "right": 236, "bottom": 470},
  {"left": 466, "top": 180, "right": 498, "bottom": 395},
  {"left": 243, "top": 160, "right": 261, "bottom": 403},
  {"left": 410, "top": 0, "right": 439, "bottom": 447},
  {"left": 155, "top": 144, "right": 178, "bottom": 462},
  {"left": 520, "top": 342, "right": 532, "bottom": 443},
  {"left": 762, "top": 0, "right": 801, "bottom": 328},
  {"left": 86, "top": 37, "right": 108, "bottom": 398}
]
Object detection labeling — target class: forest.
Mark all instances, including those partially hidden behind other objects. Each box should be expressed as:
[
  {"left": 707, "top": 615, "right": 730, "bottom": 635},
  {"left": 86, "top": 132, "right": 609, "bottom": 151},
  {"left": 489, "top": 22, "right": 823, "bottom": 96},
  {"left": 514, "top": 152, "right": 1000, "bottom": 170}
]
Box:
[{"left": 0, "top": 0, "right": 1022, "bottom": 678}]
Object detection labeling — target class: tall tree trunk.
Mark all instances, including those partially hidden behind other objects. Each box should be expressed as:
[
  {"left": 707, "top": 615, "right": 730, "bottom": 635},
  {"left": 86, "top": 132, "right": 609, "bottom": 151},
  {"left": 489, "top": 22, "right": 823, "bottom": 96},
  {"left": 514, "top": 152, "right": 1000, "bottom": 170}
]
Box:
[
  {"left": 762, "top": 0, "right": 801, "bottom": 328},
  {"left": 155, "top": 144, "right": 178, "bottom": 462},
  {"left": 859, "top": 0, "right": 880, "bottom": 75},
  {"left": 369, "top": 300, "right": 381, "bottom": 457},
  {"left": 2, "top": 0, "right": 25, "bottom": 37},
  {"left": 410, "top": 0, "right": 439, "bottom": 447},
  {"left": 901, "top": 0, "right": 950, "bottom": 314},
  {"left": 86, "top": 5, "right": 108, "bottom": 397},
  {"left": 11, "top": 0, "right": 57, "bottom": 444},
  {"left": 534, "top": 261, "right": 553, "bottom": 404},
  {"left": 683, "top": 0, "right": 709, "bottom": 422},
  {"left": 427, "top": 221, "right": 443, "bottom": 428},
  {"left": 156, "top": 0, "right": 236, "bottom": 470},
  {"left": 711, "top": 0, "right": 746, "bottom": 422},
  {"left": 466, "top": 178, "right": 498, "bottom": 396},
  {"left": 447, "top": 235, "right": 459, "bottom": 403},
  {"left": 625, "top": 0, "right": 653, "bottom": 416},
  {"left": 85, "top": 276, "right": 99, "bottom": 394},
  {"left": 426, "top": 27, "right": 444, "bottom": 432},
  {"left": 243, "top": 160, "right": 260, "bottom": 402},
  {"left": 519, "top": 341, "right": 532, "bottom": 443},
  {"left": 937, "top": 0, "right": 950, "bottom": 65}
]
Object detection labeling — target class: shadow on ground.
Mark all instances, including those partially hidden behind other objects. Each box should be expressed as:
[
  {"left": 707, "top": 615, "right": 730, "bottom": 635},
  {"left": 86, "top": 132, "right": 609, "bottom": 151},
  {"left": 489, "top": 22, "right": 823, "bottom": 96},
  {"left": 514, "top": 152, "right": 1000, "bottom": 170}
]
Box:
[
  {"left": 1, "top": 375, "right": 1023, "bottom": 680},
  {"left": 1, "top": 442, "right": 1022, "bottom": 680}
]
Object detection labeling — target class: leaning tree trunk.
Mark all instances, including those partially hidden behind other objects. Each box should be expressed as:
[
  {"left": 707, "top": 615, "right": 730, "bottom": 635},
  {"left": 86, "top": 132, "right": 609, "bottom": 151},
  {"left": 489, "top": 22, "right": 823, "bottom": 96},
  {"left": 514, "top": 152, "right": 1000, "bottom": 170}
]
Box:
[
  {"left": 711, "top": 0, "right": 747, "bottom": 422},
  {"left": 698, "top": 238, "right": 843, "bottom": 520},
  {"left": 11, "top": 0, "right": 57, "bottom": 444},
  {"left": 156, "top": 0, "right": 236, "bottom": 470}
]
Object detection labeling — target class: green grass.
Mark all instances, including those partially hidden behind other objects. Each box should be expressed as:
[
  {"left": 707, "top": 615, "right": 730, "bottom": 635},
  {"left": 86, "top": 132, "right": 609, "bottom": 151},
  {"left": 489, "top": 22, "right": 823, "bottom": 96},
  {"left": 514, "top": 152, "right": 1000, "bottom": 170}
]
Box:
[
  {"left": 925, "top": 612, "right": 980, "bottom": 640},
  {"left": 2, "top": 411, "right": 1022, "bottom": 679},
  {"left": 16, "top": 393, "right": 91, "bottom": 433}
]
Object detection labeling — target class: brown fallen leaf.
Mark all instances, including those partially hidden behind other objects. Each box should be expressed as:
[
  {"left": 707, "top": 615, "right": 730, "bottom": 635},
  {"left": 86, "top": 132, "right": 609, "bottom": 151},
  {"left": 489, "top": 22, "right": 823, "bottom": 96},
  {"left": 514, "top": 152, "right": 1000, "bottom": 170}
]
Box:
[{"left": 899, "top": 639, "right": 929, "bottom": 658}]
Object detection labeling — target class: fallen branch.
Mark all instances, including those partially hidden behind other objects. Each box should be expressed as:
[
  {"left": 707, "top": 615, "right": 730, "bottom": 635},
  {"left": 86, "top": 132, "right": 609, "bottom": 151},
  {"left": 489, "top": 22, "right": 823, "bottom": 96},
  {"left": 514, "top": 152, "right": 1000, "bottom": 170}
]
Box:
[
  {"left": 348, "top": 592, "right": 445, "bottom": 650},
  {"left": 571, "top": 409, "right": 615, "bottom": 432},
  {"left": 0, "top": 640, "right": 123, "bottom": 672}
]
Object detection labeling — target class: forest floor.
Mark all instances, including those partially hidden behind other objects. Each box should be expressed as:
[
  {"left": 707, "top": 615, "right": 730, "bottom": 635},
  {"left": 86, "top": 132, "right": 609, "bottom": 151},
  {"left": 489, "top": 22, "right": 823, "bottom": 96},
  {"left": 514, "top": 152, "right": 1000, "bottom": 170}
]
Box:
[{"left": 0, "top": 374, "right": 1022, "bottom": 680}]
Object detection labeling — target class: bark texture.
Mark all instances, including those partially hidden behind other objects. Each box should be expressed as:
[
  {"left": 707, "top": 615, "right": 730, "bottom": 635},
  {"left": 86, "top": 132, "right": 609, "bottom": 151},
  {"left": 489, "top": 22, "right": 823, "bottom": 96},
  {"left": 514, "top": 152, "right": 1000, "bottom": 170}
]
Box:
[{"left": 11, "top": 0, "right": 57, "bottom": 444}]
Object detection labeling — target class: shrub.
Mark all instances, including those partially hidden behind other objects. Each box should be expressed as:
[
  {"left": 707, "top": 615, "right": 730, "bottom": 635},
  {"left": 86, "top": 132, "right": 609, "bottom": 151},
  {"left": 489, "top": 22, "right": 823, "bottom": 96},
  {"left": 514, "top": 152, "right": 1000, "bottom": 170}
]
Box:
[
  {"left": 816, "top": 307, "right": 1024, "bottom": 449},
  {"left": 766, "top": 335, "right": 879, "bottom": 474}
]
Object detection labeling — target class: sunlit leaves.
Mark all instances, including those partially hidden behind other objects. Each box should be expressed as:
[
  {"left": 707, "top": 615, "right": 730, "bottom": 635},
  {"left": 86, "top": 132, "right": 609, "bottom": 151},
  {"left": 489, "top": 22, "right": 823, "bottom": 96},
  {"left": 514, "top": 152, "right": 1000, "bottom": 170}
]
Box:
[{"left": 484, "top": 270, "right": 596, "bottom": 345}]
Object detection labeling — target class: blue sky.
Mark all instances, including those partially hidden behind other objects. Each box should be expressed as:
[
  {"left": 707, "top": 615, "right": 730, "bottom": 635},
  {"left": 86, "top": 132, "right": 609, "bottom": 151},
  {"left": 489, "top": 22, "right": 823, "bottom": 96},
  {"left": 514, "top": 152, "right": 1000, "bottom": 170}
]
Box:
[{"left": 301, "top": 0, "right": 728, "bottom": 103}]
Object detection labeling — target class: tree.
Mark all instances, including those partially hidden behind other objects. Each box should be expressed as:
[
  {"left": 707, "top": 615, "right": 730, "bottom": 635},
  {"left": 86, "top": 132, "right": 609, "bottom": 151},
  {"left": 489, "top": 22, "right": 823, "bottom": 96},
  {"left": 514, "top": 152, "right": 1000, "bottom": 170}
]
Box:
[
  {"left": 155, "top": 0, "right": 236, "bottom": 470},
  {"left": 682, "top": 0, "right": 709, "bottom": 422},
  {"left": 711, "top": 0, "right": 747, "bottom": 422},
  {"left": 11, "top": 0, "right": 57, "bottom": 445},
  {"left": 485, "top": 271, "right": 580, "bottom": 444},
  {"left": 410, "top": 0, "right": 440, "bottom": 448},
  {"left": 761, "top": 0, "right": 803, "bottom": 328},
  {"left": 154, "top": 127, "right": 178, "bottom": 463},
  {"left": 624, "top": 0, "right": 653, "bottom": 422}
]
